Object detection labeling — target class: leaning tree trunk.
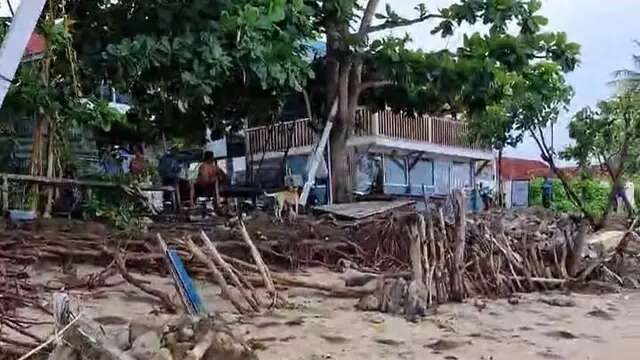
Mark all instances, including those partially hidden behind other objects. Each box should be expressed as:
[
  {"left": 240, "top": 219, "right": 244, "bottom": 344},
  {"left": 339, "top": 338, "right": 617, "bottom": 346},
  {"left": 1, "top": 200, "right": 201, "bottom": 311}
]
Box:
[{"left": 323, "top": 0, "right": 379, "bottom": 203}]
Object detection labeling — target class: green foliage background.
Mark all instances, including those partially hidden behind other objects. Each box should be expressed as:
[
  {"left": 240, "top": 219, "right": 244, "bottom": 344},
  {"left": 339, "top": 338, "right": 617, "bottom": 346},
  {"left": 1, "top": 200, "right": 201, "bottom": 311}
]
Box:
[{"left": 529, "top": 177, "right": 610, "bottom": 215}]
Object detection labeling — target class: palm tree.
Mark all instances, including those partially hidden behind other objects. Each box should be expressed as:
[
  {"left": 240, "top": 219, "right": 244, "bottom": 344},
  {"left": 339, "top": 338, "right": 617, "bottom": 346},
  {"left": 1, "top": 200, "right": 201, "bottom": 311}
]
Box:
[{"left": 613, "top": 40, "right": 640, "bottom": 93}]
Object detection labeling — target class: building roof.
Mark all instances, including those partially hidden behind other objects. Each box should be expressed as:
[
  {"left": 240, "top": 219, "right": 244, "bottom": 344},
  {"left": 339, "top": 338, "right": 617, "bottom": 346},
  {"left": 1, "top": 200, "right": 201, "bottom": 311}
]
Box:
[
  {"left": 499, "top": 157, "right": 550, "bottom": 180},
  {"left": 23, "top": 33, "right": 46, "bottom": 61},
  {"left": 558, "top": 164, "right": 608, "bottom": 178}
]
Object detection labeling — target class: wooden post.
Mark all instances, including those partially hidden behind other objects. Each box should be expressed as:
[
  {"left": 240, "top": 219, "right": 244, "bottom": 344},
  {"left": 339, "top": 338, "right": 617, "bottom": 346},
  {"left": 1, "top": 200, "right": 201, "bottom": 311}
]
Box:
[
  {"left": 213, "top": 179, "right": 220, "bottom": 209},
  {"left": 450, "top": 189, "right": 466, "bottom": 301},
  {"left": 173, "top": 186, "right": 181, "bottom": 212},
  {"left": 371, "top": 111, "right": 379, "bottom": 136},
  {"left": 409, "top": 216, "right": 424, "bottom": 284},
  {"left": 2, "top": 174, "right": 8, "bottom": 213}
]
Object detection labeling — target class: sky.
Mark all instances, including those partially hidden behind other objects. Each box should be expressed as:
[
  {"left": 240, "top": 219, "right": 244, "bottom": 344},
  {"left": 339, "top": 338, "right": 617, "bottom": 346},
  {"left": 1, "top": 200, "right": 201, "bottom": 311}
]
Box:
[
  {"left": 381, "top": 0, "right": 640, "bottom": 161},
  {"left": 2, "top": 0, "right": 639, "bottom": 162}
]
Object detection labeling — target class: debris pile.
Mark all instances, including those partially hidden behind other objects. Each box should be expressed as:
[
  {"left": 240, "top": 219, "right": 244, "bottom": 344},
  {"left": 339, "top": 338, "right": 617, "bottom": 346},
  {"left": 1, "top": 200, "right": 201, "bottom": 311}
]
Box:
[
  {"left": 0, "top": 261, "right": 50, "bottom": 356},
  {"left": 4, "top": 194, "right": 640, "bottom": 356},
  {"left": 355, "top": 194, "right": 640, "bottom": 318},
  {"left": 42, "top": 294, "right": 256, "bottom": 360}
]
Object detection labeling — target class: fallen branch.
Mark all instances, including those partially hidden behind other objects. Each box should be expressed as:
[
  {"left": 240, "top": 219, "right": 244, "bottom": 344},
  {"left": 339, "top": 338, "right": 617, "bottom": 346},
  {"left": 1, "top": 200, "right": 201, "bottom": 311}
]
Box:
[
  {"left": 184, "top": 237, "right": 251, "bottom": 314},
  {"left": 200, "top": 231, "right": 261, "bottom": 311},
  {"left": 114, "top": 252, "right": 177, "bottom": 313},
  {"left": 185, "top": 329, "right": 216, "bottom": 360},
  {"left": 237, "top": 219, "right": 284, "bottom": 307},
  {"left": 507, "top": 276, "right": 567, "bottom": 285}
]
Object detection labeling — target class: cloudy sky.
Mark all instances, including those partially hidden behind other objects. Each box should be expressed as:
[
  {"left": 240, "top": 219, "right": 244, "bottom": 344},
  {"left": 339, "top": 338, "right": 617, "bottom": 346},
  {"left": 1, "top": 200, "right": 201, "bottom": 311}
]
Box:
[
  {"left": 382, "top": 0, "right": 640, "bottom": 161},
  {"left": 2, "top": 1, "right": 639, "bottom": 161}
]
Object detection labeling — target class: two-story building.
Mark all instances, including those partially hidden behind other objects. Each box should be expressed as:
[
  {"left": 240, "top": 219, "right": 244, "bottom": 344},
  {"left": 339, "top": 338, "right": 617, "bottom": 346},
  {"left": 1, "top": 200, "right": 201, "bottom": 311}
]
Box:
[{"left": 243, "top": 109, "right": 494, "bottom": 204}]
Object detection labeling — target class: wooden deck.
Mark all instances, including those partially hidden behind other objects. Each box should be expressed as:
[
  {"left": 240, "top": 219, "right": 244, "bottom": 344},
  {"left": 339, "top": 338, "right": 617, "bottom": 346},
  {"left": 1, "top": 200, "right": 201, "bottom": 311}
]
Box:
[
  {"left": 313, "top": 200, "right": 415, "bottom": 220},
  {"left": 246, "top": 110, "right": 485, "bottom": 155}
]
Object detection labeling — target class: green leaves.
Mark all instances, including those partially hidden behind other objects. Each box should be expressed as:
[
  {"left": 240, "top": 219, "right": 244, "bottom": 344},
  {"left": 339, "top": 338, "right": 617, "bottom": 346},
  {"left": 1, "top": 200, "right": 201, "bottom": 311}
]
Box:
[
  {"left": 67, "top": 98, "right": 126, "bottom": 132},
  {"left": 563, "top": 94, "right": 640, "bottom": 172},
  {"left": 93, "top": 0, "right": 315, "bottom": 140}
]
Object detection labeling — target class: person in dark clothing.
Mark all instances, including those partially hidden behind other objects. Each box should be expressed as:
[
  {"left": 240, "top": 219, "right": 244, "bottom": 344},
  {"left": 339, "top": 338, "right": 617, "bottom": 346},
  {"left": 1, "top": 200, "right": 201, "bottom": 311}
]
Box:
[
  {"left": 542, "top": 176, "right": 553, "bottom": 208},
  {"left": 158, "top": 148, "right": 181, "bottom": 186},
  {"left": 158, "top": 147, "right": 185, "bottom": 206}
]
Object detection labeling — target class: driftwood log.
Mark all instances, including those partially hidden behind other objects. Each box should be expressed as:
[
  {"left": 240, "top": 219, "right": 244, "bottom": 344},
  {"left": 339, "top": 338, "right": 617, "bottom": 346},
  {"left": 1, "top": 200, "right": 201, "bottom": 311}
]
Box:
[
  {"left": 184, "top": 237, "right": 251, "bottom": 314},
  {"left": 200, "top": 231, "right": 261, "bottom": 311}
]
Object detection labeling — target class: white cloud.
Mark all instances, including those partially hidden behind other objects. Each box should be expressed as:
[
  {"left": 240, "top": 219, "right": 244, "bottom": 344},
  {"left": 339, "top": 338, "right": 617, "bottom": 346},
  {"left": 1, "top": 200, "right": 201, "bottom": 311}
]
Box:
[
  {"left": 375, "top": 0, "right": 640, "bottom": 162},
  {"left": 0, "top": 0, "right": 21, "bottom": 17}
]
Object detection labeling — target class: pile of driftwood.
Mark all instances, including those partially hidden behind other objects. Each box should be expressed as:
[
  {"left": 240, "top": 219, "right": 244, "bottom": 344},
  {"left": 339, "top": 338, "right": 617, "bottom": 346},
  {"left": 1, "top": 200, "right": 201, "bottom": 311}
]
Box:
[
  {"left": 0, "top": 217, "right": 370, "bottom": 357},
  {"left": 356, "top": 192, "right": 640, "bottom": 317},
  {"left": 23, "top": 293, "right": 257, "bottom": 360}
]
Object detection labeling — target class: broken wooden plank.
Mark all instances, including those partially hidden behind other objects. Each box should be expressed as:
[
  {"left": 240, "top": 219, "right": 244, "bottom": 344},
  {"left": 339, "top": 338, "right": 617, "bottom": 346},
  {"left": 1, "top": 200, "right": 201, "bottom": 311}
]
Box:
[{"left": 313, "top": 200, "right": 415, "bottom": 220}]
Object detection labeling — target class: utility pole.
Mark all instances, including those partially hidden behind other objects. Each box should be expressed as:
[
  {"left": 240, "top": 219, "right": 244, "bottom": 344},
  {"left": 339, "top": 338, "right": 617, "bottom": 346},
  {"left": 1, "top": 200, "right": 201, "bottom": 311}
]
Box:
[{"left": 0, "top": 0, "right": 47, "bottom": 109}]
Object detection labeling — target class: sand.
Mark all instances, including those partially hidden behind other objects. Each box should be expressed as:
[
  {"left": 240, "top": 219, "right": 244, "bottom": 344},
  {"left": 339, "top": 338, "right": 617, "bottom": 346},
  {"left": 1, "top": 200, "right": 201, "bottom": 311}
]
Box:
[{"left": 7, "top": 265, "right": 640, "bottom": 360}]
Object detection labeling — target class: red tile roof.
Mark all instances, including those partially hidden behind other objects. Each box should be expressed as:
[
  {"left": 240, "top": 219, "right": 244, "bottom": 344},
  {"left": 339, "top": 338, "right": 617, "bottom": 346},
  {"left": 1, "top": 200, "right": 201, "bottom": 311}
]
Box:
[
  {"left": 23, "top": 33, "right": 46, "bottom": 60},
  {"left": 499, "top": 157, "right": 551, "bottom": 181},
  {"left": 558, "top": 164, "right": 608, "bottom": 178}
]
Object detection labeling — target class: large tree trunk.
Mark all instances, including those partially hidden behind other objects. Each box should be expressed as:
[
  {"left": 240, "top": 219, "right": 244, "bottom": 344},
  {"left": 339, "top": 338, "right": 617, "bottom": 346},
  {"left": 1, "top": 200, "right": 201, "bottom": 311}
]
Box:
[
  {"left": 566, "top": 219, "right": 589, "bottom": 277},
  {"left": 330, "top": 119, "right": 353, "bottom": 203},
  {"left": 324, "top": 0, "right": 377, "bottom": 203},
  {"left": 29, "top": 115, "right": 47, "bottom": 210},
  {"left": 43, "top": 121, "right": 55, "bottom": 217}
]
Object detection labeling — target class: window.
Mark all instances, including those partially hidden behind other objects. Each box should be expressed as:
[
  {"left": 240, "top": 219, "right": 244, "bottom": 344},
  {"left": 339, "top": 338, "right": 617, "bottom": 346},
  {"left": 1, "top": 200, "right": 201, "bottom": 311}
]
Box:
[
  {"left": 409, "top": 159, "right": 433, "bottom": 186},
  {"left": 384, "top": 155, "right": 407, "bottom": 185},
  {"left": 452, "top": 162, "right": 471, "bottom": 189}
]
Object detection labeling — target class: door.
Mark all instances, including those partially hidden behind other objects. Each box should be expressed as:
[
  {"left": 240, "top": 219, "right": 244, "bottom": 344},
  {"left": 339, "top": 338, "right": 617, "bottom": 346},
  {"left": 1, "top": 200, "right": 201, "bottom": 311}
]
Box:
[
  {"left": 434, "top": 161, "right": 450, "bottom": 195},
  {"left": 511, "top": 180, "right": 529, "bottom": 207}
]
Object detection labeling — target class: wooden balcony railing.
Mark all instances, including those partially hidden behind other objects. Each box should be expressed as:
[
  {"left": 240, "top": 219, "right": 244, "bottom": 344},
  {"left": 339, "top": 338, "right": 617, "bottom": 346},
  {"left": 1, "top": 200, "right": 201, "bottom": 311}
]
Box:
[
  {"left": 377, "top": 110, "right": 430, "bottom": 142},
  {"left": 246, "top": 110, "right": 486, "bottom": 154},
  {"left": 246, "top": 118, "right": 316, "bottom": 155}
]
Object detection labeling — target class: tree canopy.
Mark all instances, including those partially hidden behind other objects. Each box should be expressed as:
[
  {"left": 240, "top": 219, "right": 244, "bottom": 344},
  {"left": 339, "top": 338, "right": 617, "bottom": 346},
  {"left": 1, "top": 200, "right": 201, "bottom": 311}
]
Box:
[
  {"left": 3, "top": 0, "right": 583, "bottom": 204},
  {"left": 301, "top": 0, "right": 580, "bottom": 201},
  {"left": 70, "top": 0, "right": 316, "bottom": 143},
  {"left": 561, "top": 94, "right": 640, "bottom": 225}
]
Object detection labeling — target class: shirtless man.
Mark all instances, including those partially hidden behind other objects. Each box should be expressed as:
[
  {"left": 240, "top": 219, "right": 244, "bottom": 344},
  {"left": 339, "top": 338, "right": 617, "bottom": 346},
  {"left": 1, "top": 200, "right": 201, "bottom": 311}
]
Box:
[{"left": 191, "top": 151, "right": 225, "bottom": 206}]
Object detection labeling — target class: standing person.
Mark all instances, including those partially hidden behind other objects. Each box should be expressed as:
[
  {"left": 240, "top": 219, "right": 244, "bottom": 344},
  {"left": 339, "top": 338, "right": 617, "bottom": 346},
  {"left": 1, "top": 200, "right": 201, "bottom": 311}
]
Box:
[
  {"left": 542, "top": 176, "right": 553, "bottom": 209},
  {"left": 101, "top": 147, "right": 121, "bottom": 176},
  {"left": 129, "top": 145, "right": 146, "bottom": 177},
  {"left": 479, "top": 182, "right": 493, "bottom": 211}
]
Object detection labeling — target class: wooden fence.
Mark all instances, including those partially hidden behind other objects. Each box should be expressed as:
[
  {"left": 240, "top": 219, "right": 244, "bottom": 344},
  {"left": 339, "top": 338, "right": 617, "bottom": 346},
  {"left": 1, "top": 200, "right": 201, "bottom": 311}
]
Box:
[{"left": 246, "top": 118, "right": 316, "bottom": 155}]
